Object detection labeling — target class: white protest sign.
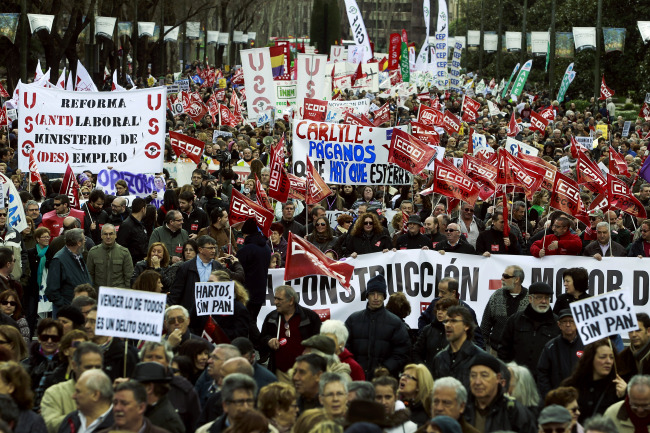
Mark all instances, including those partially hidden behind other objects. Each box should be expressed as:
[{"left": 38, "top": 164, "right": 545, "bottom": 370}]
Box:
[
  {"left": 327, "top": 99, "right": 370, "bottom": 115},
  {"left": 96, "top": 169, "right": 165, "bottom": 198},
  {"left": 559, "top": 156, "right": 570, "bottom": 173},
  {"left": 292, "top": 120, "right": 411, "bottom": 185},
  {"left": 575, "top": 136, "right": 594, "bottom": 150},
  {"left": 622, "top": 121, "right": 632, "bottom": 137},
  {"left": 212, "top": 130, "right": 233, "bottom": 142},
  {"left": 598, "top": 161, "right": 610, "bottom": 174},
  {"left": 18, "top": 86, "right": 166, "bottom": 173},
  {"left": 425, "top": 145, "right": 447, "bottom": 170},
  {"left": 195, "top": 281, "right": 235, "bottom": 316},
  {"left": 506, "top": 137, "right": 538, "bottom": 156},
  {"left": 295, "top": 54, "right": 328, "bottom": 119},
  {"left": 95, "top": 287, "right": 167, "bottom": 342},
  {"left": 570, "top": 289, "right": 638, "bottom": 345},
  {"left": 274, "top": 80, "right": 297, "bottom": 117},
  {"left": 241, "top": 48, "right": 276, "bottom": 120}
]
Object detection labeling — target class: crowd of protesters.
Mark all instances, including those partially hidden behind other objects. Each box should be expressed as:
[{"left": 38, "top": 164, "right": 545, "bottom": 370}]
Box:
[{"left": 0, "top": 61, "right": 648, "bottom": 433}]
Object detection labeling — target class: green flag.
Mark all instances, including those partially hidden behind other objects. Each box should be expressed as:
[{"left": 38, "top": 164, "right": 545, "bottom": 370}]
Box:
[
  {"left": 545, "top": 40, "right": 550, "bottom": 73},
  {"left": 400, "top": 42, "right": 410, "bottom": 83},
  {"left": 511, "top": 59, "right": 533, "bottom": 97},
  {"left": 501, "top": 63, "right": 520, "bottom": 98},
  {"left": 557, "top": 63, "right": 576, "bottom": 103}
]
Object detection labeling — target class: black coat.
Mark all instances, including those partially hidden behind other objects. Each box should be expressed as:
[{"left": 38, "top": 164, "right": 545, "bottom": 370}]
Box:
[
  {"left": 537, "top": 334, "right": 585, "bottom": 398},
  {"left": 81, "top": 202, "right": 109, "bottom": 245},
  {"left": 344, "top": 306, "right": 411, "bottom": 379},
  {"left": 413, "top": 319, "right": 447, "bottom": 375},
  {"left": 168, "top": 258, "right": 245, "bottom": 335},
  {"left": 394, "top": 232, "right": 431, "bottom": 250},
  {"left": 116, "top": 215, "right": 149, "bottom": 264},
  {"left": 103, "top": 337, "right": 139, "bottom": 381},
  {"left": 475, "top": 228, "right": 521, "bottom": 255},
  {"left": 168, "top": 375, "right": 201, "bottom": 433},
  {"left": 344, "top": 231, "right": 392, "bottom": 256},
  {"left": 464, "top": 391, "right": 537, "bottom": 433},
  {"left": 236, "top": 232, "right": 271, "bottom": 305},
  {"left": 145, "top": 395, "right": 185, "bottom": 433},
  {"left": 433, "top": 339, "right": 486, "bottom": 391},
  {"left": 280, "top": 219, "right": 305, "bottom": 240},
  {"left": 435, "top": 237, "right": 476, "bottom": 254},
  {"left": 58, "top": 409, "right": 113, "bottom": 433},
  {"left": 213, "top": 299, "right": 250, "bottom": 341}
]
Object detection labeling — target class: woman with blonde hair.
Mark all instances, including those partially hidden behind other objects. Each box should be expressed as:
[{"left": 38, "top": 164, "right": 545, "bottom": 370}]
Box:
[
  {"left": 208, "top": 271, "right": 250, "bottom": 340},
  {"left": 292, "top": 409, "right": 329, "bottom": 433},
  {"left": 397, "top": 363, "right": 435, "bottom": 426},
  {"left": 131, "top": 242, "right": 171, "bottom": 287},
  {"left": 257, "top": 382, "right": 299, "bottom": 433}
]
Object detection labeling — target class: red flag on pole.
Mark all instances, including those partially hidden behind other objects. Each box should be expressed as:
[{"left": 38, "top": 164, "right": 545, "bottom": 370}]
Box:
[
  {"left": 305, "top": 157, "right": 333, "bottom": 205},
  {"left": 255, "top": 174, "right": 273, "bottom": 212},
  {"left": 422, "top": 158, "right": 480, "bottom": 206},
  {"left": 267, "top": 137, "right": 291, "bottom": 203},
  {"left": 442, "top": 111, "right": 461, "bottom": 134},
  {"left": 61, "top": 164, "right": 81, "bottom": 209},
  {"left": 388, "top": 129, "right": 436, "bottom": 175},
  {"left": 599, "top": 76, "right": 615, "bottom": 100},
  {"left": 607, "top": 174, "right": 647, "bottom": 219},
  {"left": 507, "top": 111, "right": 520, "bottom": 137},
  {"left": 287, "top": 174, "right": 307, "bottom": 201},
  {"left": 608, "top": 146, "right": 630, "bottom": 178},
  {"left": 169, "top": 131, "right": 205, "bottom": 165},
  {"left": 284, "top": 232, "right": 354, "bottom": 289},
  {"left": 411, "top": 121, "right": 441, "bottom": 145},
  {"left": 496, "top": 149, "right": 544, "bottom": 200},
  {"left": 529, "top": 110, "right": 550, "bottom": 134},
  {"left": 229, "top": 189, "right": 274, "bottom": 236},
  {"left": 372, "top": 102, "right": 391, "bottom": 126},
  {"left": 0, "top": 82, "right": 10, "bottom": 98},
  {"left": 28, "top": 152, "right": 47, "bottom": 197},
  {"left": 417, "top": 105, "right": 444, "bottom": 126},
  {"left": 500, "top": 188, "right": 510, "bottom": 238},
  {"left": 549, "top": 172, "right": 587, "bottom": 219},
  {"left": 576, "top": 152, "right": 607, "bottom": 194}
]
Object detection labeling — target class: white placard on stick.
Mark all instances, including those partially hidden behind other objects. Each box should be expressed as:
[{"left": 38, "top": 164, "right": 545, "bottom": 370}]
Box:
[
  {"left": 195, "top": 282, "right": 235, "bottom": 316},
  {"left": 95, "top": 287, "right": 167, "bottom": 342},
  {"left": 570, "top": 289, "right": 638, "bottom": 345}
]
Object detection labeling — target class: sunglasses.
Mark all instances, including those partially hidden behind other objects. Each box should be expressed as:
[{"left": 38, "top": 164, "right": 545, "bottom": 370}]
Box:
[
  {"left": 166, "top": 316, "right": 185, "bottom": 325},
  {"left": 364, "top": 221, "right": 374, "bottom": 226},
  {"left": 0, "top": 300, "right": 17, "bottom": 307},
  {"left": 502, "top": 274, "right": 515, "bottom": 279},
  {"left": 40, "top": 334, "right": 61, "bottom": 343},
  {"left": 445, "top": 229, "right": 458, "bottom": 232},
  {"left": 463, "top": 208, "right": 474, "bottom": 213},
  {"left": 315, "top": 222, "right": 327, "bottom": 227}
]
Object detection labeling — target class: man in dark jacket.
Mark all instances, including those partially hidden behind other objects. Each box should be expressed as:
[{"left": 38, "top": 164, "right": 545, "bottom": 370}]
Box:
[
  {"left": 106, "top": 197, "right": 131, "bottom": 230},
  {"left": 60, "top": 369, "right": 114, "bottom": 433},
  {"left": 436, "top": 223, "right": 476, "bottom": 254},
  {"left": 433, "top": 305, "right": 487, "bottom": 390},
  {"left": 464, "top": 353, "right": 536, "bottom": 433},
  {"left": 169, "top": 235, "right": 244, "bottom": 335},
  {"left": 81, "top": 190, "right": 109, "bottom": 245},
  {"left": 236, "top": 218, "right": 271, "bottom": 321},
  {"left": 198, "top": 374, "right": 257, "bottom": 433},
  {"left": 424, "top": 216, "right": 446, "bottom": 248},
  {"left": 178, "top": 190, "right": 209, "bottom": 238},
  {"left": 583, "top": 221, "right": 627, "bottom": 259},
  {"left": 498, "top": 282, "right": 560, "bottom": 379},
  {"left": 116, "top": 197, "right": 149, "bottom": 264},
  {"left": 344, "top": 273, "right": 410, "bottom": 379},
  {"left": 131, "top": 362, "right": 185, "bottom": 433},
  {"left": 628, "top": 219, "right": 650, "bottom": 257},
  {"left": 475, "top": 212, "right": 521, "bottom": 256},
  {"left": 537, "top": 309, "right": 585, "bottom": 398},
  {"left": 394, "top": 215, "right": 431, "bottom": 250},
  {"left": 260, "top": 285, "right": 321, "bottom": 377},
  {"left": 279, "top": 202, "right": 305, "bottom": 240}
]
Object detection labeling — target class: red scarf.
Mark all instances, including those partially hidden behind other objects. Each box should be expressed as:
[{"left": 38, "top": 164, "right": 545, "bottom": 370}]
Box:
[{"left": 625, "top": 396, "right": 650, "bottom": 433}]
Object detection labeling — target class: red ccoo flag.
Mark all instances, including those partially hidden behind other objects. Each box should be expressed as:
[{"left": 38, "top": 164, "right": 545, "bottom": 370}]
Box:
[
  {"left": 169, "top": 131, "right": 205, "bottom": 165},
  {"left": 372, "top": 102, "right": 391, "bottom": 126},
  {"left": 549, "top": 172, "right": 587, "bottom": 220},
  {"left": 0, "top": 82, "right": 9, "bottom": 98},
  {"left": 285, "top": 232, "right": 355, "bottom": 289},
  {"left": 607, "top": 174, "right": 647, "bottom": 219},
  {"left": 267, "top": 136, "right": 291, "bottom": 203},
  {"left": 255, "top": 174, "right": 273, "bottom": 212},
  {"left": 229, "top": 189, "right": 274, "bottom": 237},
  {"left": 305, "top": 157, "right": 333, "bottom": 205},
  {"left": 529, "top": 110, "right": 549, "bottom": 134},
  {"left": 599, "top": 76, "right": 615, "bottom": 100},
  {"left": 28, "top": 151, "right": 47, "bottom": 198},
  {"left": 500, "top": 188, "right": 510, "bottom": 239},
  {"left": 422, "top": 158, "right": 480, "bottom": 206},
  {"left": 61, "top": 164, "right": 81, "bottom": 209},
  {"left": 388, "top": 129, "right": 436, "bottom": 175}
]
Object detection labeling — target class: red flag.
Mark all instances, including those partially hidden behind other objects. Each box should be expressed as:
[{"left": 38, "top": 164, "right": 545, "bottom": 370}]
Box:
[
  {"left": 507, "top": 111, "right": 520, "bottom": 137},
  {"left": 219, "top": 104, "right": 238, "bottom": 127},
  {"left": 287, "top": 174, "right": 307, "bottom": 201},
  {"left": 267, "top": 137, "right": 291, "bottom": 203},
  {"left": 576, "top": 152, "right": 607, "bottom": 194},
  {"left": 0, "top": 107, "right": 7, "bottom": 128},
  {"left": 423, "top": 158, "right": 480, "bottom": 206},
  {"left": 497, "top": 149, "right": 544, "bottom": 200},
  {"left": 255, "top": 174, "right": 273, "bottom": 211},
  {"left": 417, "top": 92, "right": 431, "bottom": 103},
  {"left": 417, "top": 105, "right": 444, "bottom": 126},
  {"left": 519, "top": 153, "right": 557, "bottom": 191},
  {"left": 28, "top": 152, "right": 47, "bottom": 197},
  {"left": 284, "top": 232, "right": 354, "bottom": 289},
  {"left": 569, "top": 136, "right": 588, "bottom": 158},
  {"left": 388, "top": 33, "right": 401, "bottom": 70},
  {"left": 231, "top": 92, "right": 243, "bottom": 122},
  {"left": 351, "top": 62, "right": 363, "bottom": 87},
  {"left": 411, "top": 121, "right": 441, "bottom": 145},
  {"left": 431, "top": 97, "right": 442, "bottom": 111},
  {"left": 303, "top": 98, "right": 328, "bottom": 122},
  {"left": 372, "top": 102, "right": 391, "bottom": 126},
  {"left": 500, "top": 189, "right": 510, "bottom": 238},
  {"left": 401, "top": 210, "right": 409, "bottom": 233},
  {"left": 463, "top": 154, "right": 497, "bottom": 200},
  {"left": 401, "top": 29, "right": 408, "bottom": 43},
  {"left": 305, "top": 157, "right": 332, "bottom": 205},
  {"left": 529, "top": 110, "right": 549, "bottom": 134},
  {"left": 462, "top": 95, "right": 481, "bottom": 115},
  {"left": 442, "top": 111, "right": 461, "bottom": 135},
  {"left": 0, "top": 82, "right": 9, "bottom": 98},
  {"left": 231, "top": 68, "right": 244, "bottom": 85},
  {"left": 388, "top": 129, "right": 436, "bottom": 175},
  {"left": 539, "top": 106, "right": 556, "bottom": 121},
  {"left": 608, "top": 174, "right": 647, "bottom": 219},
  {"left": 180, "top": 92, "right": 208, "bottom": 123},
  {"left": 549, "top": 172, "right": 587, "bottom": 219},
  {"left": 462, "top": 109, "right": 478, "bottom": 123},
  {"left": 608, "top": 146, "right": 630, "bottom": 178},
  {"left": 599, "top": 76, "right": 615, "bottom": 100},
  {"left": 344, "top": 111, "right": 374, "bottom": 126},
  {"left": 169, "top": 131, "right": 205, "bottom": 165},
  {"left": 61, "top": 165, "right": 81, "bottom": 210},
  {"left": 214, "top": 89, "right": 226, "bottom": 101},
  {"left": 639, "top": 103, "right": 650, "bottom": 121},
  {"left": 229, "top": 189, "right": 274, "bottom": 236}
]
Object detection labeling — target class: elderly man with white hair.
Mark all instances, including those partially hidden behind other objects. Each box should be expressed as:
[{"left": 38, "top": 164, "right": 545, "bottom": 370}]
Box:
[
  {"left": 59, "top": 369, "right": 114, "bottom": 433},
  {"left": 320, "top": 319, "right": 365, "bottom": 380},
  {"left": 431, "top": 377, "right": 478, "bottom": 433}
]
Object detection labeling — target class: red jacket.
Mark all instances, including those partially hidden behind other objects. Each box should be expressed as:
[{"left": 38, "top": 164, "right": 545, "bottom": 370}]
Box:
[
  {"left": 339, "top": 348, "right": 366, "bottom": 381},
  {"left": 530, "top": 232, "right": 582, "bottom": 257},
  {"left": 41, "top": 208, "right": 85, "bottom": 237}
]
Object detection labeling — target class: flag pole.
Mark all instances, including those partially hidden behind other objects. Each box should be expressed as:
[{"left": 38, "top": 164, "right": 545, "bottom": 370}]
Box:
[{"left": 607, "top": 210, "right": 613, "bottom": 256}]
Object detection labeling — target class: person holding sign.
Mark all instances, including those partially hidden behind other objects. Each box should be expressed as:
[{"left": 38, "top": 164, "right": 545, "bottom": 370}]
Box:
[{"left": 561, "top": 339, "right": 627, "bottom": 423}]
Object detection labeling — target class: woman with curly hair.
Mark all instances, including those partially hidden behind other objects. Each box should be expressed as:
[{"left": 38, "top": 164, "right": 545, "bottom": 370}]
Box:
[
  {"left": 0, "top": 361, "right": 47, "bottom": 433},
  {"left": 257, "top": 382, "right": 299, "bottom": 433},
  {"left": 561, "top": 339, "right": 626, "bottom": 423},
  {"left": 344, "top": 212, "right": 391, "bottom": 258},
  {"left": 545, "top": 386, "right": 583, "bottom": 433}
]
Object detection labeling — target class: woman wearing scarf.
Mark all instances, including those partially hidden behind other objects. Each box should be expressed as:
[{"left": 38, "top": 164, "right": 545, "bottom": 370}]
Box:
[{"left": 25, "top": 227, "right": 51, "bottom": 334}]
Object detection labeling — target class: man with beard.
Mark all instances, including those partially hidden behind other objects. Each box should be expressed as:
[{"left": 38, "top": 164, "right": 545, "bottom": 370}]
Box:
[
  {"left": 479, "top": 265, "right": 529, "bottom": 355},
  {"left": 80, "top": 191, "right": 108, "bottom": 245},
  {"left": 236, "top": 147, "right": 254, "bottom": 166},
  {"left": 497, "top": 282, "right": 560, "bottom": 378},
  {"left": 178, "top": 190, "right": 209, "bottom": 239},
  {"left": 424, "top": 216, "right": 446, "bottom": 248},
  {"left": 107, "top": 197, "right": 130, "bottom": 230}
]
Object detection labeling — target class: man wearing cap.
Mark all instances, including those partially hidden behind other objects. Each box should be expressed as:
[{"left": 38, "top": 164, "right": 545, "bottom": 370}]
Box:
[
  {"left": 498, "top": 282, "right": 560, "bottom": 378},
  {"left": 394, "top": 215, "right": 432, "bottom": 250},
  {"left": 537, "top": 309, "right": 585, "bottom": 398},
  {"left": 131, "top": 362, "right": 185, "bottom": 433},
  {"left": 603, "top": 374, "right": 650, "bottom": 433},
  {"left": 538, "top": 405, "right": 573, "bottom": 433},
  {"left": 583, "top": 221, "right": 627, "bottom": 259},
  {"left": 475, "top": 210, "right": 521, "bottom": 256},
  {"left": 345, "top": 274, "right": 410, "bottom": 379},
  {"left": 464, "top": 353, "right": 536, "bottom": 433},
  {"left": 236, "top": 218, "right": 271, "bottom": 321}
]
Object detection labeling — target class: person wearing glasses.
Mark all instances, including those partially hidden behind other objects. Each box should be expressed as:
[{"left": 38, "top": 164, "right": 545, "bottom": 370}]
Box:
[
  {"left": 344, "top": 212, "right": 391, "bottom": 259},
  {"left": 451, "top": 202, "right": 484, "bottom": 248},
  {"left": 628, "top": 218, "right": 650, "bottom": 258},
  {"left": 396, "top": 364, "right": 434, "bottom": 426},
  {"left": 149, "top": 210, "right": 190, "bottom": 263},
  {"left": 41, "top": 194, "right": 85, "bottom": 238},
  {"left": 530, "top": 216, "right": 582, "bottom": 258},
  {"left": 25, "top": 318, "right": 63, "bottom": 410},
  {"left": 536, "top": 405, "right": 573, "bottom": 433},
  {"left": 603, "top": 374, "right": 650, "bottom": 433},
  {"left": 436, "top": 223, "right": 476, "bottom": 255},
  {"left": 497, "top": 282, "right": 560, "bottom": 380},
  {"left": 432, "top": 306, "right": 486, "bottom": 392},
  {"left": 195, "top": 374, "right": 257, "bottom": 433}
]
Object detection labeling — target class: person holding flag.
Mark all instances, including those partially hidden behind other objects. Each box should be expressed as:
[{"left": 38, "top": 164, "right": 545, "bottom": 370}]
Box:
[
  {"left": 475, "top": 209, "right": 521, "bottom": 256},
  {"left": 530, "top": 216, "right": 582, "bottom": 258}
]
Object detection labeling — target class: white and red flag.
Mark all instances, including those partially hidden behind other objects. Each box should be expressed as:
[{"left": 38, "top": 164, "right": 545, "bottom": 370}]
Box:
[
  {"left": 608, "top": 174, "right": 647, "bottom": 219},
  {"left": 388, "top": 129, "right": 436, "bottom": 175},
  {"left": 305, "top": 157, "right": 332, "bottom": 205},
  {"left": 608, "top": 146, "right": 630, "bottom": 178},
  {"left": 372, "top": 102, "right": 391, "bottom": 126},
  {"left": 411, "top": 121, "right": 440, "bottom": 145},
  {"left": 529, "top": 110, "right": 549, "bottom": 134},
  {"left": 599, "top": 76, "right": 615, "bottom": 100},
  {"left": 229, "top": 189, "right": 274, "bottom": 236},
  {"left": 169, "top": 131, "right": 205, "bottom": 165},
  {"left": 61, "top": 164, "right": 81, "bottom": 209},
  {"left": 423, "top": 158, "right": 479, "bottom": 206},
  {"left": 442, "top": 111, "right": 461, "bottom": 135},
  {"left": 255, "top": 174, "right": 273, "bottom": 212},
  {"left": 267, "top": 137, "right": 291, "bottom": 203},
  {"left": 417, "top": 105, "right": 444, "bottom": 126},
  {"left": 111, "top": 70, "right": 126, "bottom": 91},
  {"left": 507, "top": 111, "right": 520, "bottom": 137},
  {"left": 285, "top": 232, "right": 354, "bottom": 289},
  {"left": 303, "top": 98, "right": 328, "bottom": 122},
  {"left": 28, "top": 151, "right": 47, "bottom": 197},
  {"left": 549, "top": 172, "right": 588, "bottom": 222},
  {"left": 75, "top": 60, "right": 98, "bottom": 92}
]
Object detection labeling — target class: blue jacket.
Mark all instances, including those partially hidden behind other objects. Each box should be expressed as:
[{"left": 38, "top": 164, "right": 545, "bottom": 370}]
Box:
[{"left": 45, "top": 247, "right": 92, "bottom": 309}]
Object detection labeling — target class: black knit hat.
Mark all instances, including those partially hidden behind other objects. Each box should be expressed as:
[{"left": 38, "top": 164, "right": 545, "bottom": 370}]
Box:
[{"left": 241, "top": 218, "right": 257, "bottom": 235}]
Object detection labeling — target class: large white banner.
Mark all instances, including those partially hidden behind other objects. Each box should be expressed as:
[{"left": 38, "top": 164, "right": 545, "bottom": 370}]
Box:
[
  {"left": 258, "top": 251, "right": 650, "bottom": 330},
  {"left": 506, "top": 31, "right": 522, "bottom": 52},
  {"left": 292, "top": 119, "right": 411, "bottom": 185},
  {"left": 95, "top": 17, "right": 116, "bottom": 38},
  {"left": 241, "top": 48, "right": 276, "bottom": 120},
  {"left": 573, "top": 27, "right": 597, "bottom": 51},
  {"left": 343, "top": 0, "right": 372, "bottom": 62},
  {"left": 415, "top": 0, "right": 432, "bottom": 71},
  {"left": 138, "top": 22, "right": 155, "bottom": 37},
  {"left": 186, "top": 22, "right": 200, "bottom": 39},
  {"left": 467, "top": 30, "right": 481, "bottom": 47},
  {"left": 434, "top": 0, "right": 449, "bottom": 89},
  {"left": 163, "top": 26, "right": 180, "bottom": 42},
  {"left": 531, "top": 31, "right": 550, "bottom": 56},
  {"left": 296, "top": 54, "right": 328, "bottom": 119},
  {"left": 27, "top": 14, "right": 54, "bottom": 34},
  {"left": 18, "top": 86, "right": 166, "bottom": 173},
  {"left": 484, "top": 34, "right": 498, "bottom": 52}
]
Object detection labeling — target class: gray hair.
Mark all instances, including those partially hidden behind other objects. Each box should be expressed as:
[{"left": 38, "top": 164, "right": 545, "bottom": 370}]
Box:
[
  {"left": 71, "top": 295, "right": 97, "bottom": 310},
  {"left": 101, "top": 224, "right": 116, "bottom": 234},
  {"left": 596, "top": 221, "right": 610, "bottom": 230},
  {"left": 513, "top": 201, "right": 526, "bottom": 212},
  {"left": 275, "top": 285, "right": 299, "bottom": 304},
  {"left": 506, "top": 362, "right": 539, "bottom": 407},
  {"left": 432, "top": 376, "right": 468, "bottom": 405},
  {"left": 583, "top": 415, "right": 618, "bottom": 433},
  {"left": 164, "top": 305, "right": 189, "bottom": 322},
  {"left": 320, "top": 320, "right": 349, "bottom": 346},
  {"left": 260, "top": 167, "right": 270, "bottom": 175},
  {"left": 221, "top": 357, "right": 254, "bottom": 377},
  {"left": 215, "top": 344, "right": 241, "bottom": 360},
  {"left": 26, "top": 200, "right": 39, "bottom": 209},
  {"left": 139, "top": 341, "right": 174, "bottom": 364},
  {"left": 65, "top": 228, "right": 85, "bottom": 246},
  {"left": 508, "top": 265, "right": 525, "bottom": 283},
  {"left": 627, "top": 374, "right": 650, "bottom": 394},
  {"left": 221, "top": 373, "right": 257, "bottom": 402},
  {"left": 80, "top": 369, "right": 113, "bottom": 402},
  {"left": 347, "top": 381, "right": 375, "bottom": 400},
  {"left": 318, "top": 372, "right": 349, "bottom": 396}
]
